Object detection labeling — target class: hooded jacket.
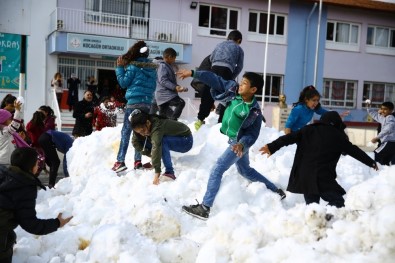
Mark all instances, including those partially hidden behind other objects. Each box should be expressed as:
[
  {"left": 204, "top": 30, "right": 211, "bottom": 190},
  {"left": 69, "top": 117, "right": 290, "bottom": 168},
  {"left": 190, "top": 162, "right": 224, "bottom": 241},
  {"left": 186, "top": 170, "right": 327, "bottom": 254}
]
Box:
[
  {"left": 116, "top": 57, "right": 157, "bottom": 106},
  {"left": 0, "top": 165, "right": 59, "bottom": 241}
]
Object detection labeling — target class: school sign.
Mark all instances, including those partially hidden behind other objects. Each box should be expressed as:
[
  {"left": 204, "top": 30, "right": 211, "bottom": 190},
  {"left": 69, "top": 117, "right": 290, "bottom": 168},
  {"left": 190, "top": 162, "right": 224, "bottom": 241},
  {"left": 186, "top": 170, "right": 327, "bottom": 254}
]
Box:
[{"left": 0, "top": 33, "right": 21, "bottom": 90}]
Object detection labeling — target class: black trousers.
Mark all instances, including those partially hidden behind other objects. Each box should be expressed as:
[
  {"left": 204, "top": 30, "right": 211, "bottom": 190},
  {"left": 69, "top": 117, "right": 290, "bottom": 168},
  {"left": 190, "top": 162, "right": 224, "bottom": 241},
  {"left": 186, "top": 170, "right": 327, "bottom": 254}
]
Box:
[
  {"left": 159, "top": 96, "right": 185, "bottom": 121},
  {"left": 38, "top": 133, "right": 60, "bottom": 186},
  {"left": 0, "top": 231, "right": 16, "bottom": 263},
  {"left": 304, "top": 191, "right": 345, "bottom": 208},
  {"left": 197, "top": 84, "right": 214, "bottom": 122},
  {"left": 211, "top": 66, "right": 233, "bottom": 123},
  {"left": 375, "top": 141, "right": 395, "bottom": 166}
]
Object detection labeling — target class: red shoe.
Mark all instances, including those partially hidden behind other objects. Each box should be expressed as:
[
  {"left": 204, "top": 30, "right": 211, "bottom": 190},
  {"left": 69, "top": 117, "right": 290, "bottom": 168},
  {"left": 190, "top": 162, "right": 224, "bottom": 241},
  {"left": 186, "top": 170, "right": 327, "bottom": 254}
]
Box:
[
  {"left": 134, "top": 161, "right": 153, "bottom": 170},
  {"left": 161, "top": 173, "right": 176, "bottom": 181}
]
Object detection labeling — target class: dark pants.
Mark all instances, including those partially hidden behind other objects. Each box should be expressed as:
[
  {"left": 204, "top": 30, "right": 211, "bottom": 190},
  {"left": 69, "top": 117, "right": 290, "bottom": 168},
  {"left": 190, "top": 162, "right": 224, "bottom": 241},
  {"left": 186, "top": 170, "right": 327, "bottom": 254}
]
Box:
[
  {"left": 56, "top": 92, "right": 63, "bottom": 109},
  {"left": 0, "top": 231, "right": 16, "bottom": 263},
  {"left": 159, "top": 96, "right": 185, "bottom": 120},
  {"left": 304, "top": 192, "right": 345, "bottom": 208},
  {"left": 197, "top": 84, "right": 214, "bottom": 122},
  {"left": 375, "top": 141, "right": 395, "bottom": 166},
  {"left": 211, "top": 66, "right": 233, "bottom": 123},
  {"left": 39, "top": 133, "right": 60, "bottom": 186}
]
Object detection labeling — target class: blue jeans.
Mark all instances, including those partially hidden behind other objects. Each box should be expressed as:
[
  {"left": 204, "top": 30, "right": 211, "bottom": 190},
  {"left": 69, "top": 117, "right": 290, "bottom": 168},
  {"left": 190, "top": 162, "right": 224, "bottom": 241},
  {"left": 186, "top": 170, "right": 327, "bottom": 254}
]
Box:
[
  {"left": 162, "top": 135, "right": 193, "bottom": 174},
  {"left": 116, "top": 105, "right": 150, "bottom": 162},
  {"left": 202, "top": 140, "right": 278, "bottom": 207}
]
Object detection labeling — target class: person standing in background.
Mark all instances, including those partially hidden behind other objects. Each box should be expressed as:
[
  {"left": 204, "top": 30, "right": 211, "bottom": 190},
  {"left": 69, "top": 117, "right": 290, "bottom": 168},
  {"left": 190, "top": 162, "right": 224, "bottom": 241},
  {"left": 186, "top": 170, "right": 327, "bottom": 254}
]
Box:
[
  {"left": 67, "top": 73, "right": 81, "bottom": 112},
  {"left": 209, "top": 30, "right": 244, "bottom": 123},
  {"left": 51, "top": 72, "right": 63, "bottom": 111},
  {"left": 72, "top": 90, "right": 94, "bottom": 138}
]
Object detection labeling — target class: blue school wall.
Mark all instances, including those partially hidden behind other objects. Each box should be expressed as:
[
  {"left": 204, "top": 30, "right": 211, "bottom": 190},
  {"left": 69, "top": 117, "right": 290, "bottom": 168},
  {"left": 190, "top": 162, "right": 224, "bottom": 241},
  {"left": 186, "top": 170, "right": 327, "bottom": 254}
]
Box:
[{"left": 284, "top": 2, "right": 327, "bottom": 105}]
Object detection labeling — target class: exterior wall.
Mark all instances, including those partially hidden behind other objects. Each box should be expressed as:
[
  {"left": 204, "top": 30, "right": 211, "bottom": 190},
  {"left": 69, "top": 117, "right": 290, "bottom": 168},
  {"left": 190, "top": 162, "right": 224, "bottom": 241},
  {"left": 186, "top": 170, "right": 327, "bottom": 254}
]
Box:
[{"left": 1, "top": 0, "right": 394, "bottom": 129}]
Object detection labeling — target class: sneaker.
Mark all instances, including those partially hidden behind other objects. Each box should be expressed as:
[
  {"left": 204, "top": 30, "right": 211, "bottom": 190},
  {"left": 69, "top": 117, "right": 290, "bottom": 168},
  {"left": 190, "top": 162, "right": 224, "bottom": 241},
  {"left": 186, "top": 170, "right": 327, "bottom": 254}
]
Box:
[
  {"left": 277, "top": 189, "right": 286, "bottom": 200},
  {"left": 134, "top": 161, "right": 143, "bottom": 170},
  {"left": 112, "top": 161, "right": 127, "bottom": 172},
  {"left": 182, "top": 201, "right": 210, "bottom": 220},
  {"left": 194, "top": 119, "right": 205, "bottom": 130},
  {"left": 161, "top": 173, "right": 176, "bottom": 181},
  {"left": 134, "top": 161, "right": 153, "bottom": 170}
]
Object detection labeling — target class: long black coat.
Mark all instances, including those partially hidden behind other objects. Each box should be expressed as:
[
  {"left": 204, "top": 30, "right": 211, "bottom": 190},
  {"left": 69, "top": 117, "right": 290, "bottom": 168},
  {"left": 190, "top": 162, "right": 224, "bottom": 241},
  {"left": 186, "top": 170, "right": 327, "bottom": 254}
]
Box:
[
  {"left": 0, "top": 165, "right": 59, "bottom": 246},
  {"left": 72, "top": 99, "right": 94, "bottom": 137},
  {"left": 267, "top": 123, "right": 376, "bottom": 195}
]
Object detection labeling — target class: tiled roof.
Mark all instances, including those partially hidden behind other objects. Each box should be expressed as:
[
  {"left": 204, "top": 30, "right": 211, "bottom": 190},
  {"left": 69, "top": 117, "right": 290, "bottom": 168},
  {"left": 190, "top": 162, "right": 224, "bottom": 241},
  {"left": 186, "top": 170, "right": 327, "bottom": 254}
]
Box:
[{"left": 304, "top": 0, "right": 395, "bottom": 12}]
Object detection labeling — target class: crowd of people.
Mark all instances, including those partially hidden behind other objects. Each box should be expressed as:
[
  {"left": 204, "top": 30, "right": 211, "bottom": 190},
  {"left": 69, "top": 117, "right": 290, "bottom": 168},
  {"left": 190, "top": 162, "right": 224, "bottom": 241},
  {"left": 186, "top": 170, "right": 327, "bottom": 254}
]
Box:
[{"left": 1, "top": 30, "right": 394, "bottom": 261}]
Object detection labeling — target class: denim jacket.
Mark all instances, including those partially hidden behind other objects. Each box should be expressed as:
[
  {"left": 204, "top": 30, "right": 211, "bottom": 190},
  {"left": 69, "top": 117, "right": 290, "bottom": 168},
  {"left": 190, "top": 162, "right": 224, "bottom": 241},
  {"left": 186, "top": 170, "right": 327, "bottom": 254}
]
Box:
[{"left": 193, "top": 70, "right": 238, "bottom": 103}]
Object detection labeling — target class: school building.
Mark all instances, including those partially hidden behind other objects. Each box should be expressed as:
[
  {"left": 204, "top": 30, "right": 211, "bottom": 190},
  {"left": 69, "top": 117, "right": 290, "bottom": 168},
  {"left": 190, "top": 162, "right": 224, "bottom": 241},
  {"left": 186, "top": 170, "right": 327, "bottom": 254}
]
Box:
[{"left": 0, "top": 0, "right": 394, "bottom": 143}]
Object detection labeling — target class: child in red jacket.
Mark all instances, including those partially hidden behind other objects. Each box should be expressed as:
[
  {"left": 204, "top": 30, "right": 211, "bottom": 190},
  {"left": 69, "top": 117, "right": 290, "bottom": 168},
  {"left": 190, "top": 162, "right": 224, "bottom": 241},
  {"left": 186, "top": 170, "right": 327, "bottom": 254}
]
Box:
[{"left": 93, "top": 96, "right": 123, "bottom": 131}]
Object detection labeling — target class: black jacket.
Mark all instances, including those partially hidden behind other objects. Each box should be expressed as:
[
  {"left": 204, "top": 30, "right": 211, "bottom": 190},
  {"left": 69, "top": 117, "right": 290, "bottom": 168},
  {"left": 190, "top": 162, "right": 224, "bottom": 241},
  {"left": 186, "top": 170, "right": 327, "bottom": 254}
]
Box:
[
  {"left": 0, "top": 165, "right": 59, "bottom": 238},
  {"left": 72, "top": 99, "right": 94, "bottom": 137},
  {"left": 267, "top": 123, "right": 376, "bottom": 195}
]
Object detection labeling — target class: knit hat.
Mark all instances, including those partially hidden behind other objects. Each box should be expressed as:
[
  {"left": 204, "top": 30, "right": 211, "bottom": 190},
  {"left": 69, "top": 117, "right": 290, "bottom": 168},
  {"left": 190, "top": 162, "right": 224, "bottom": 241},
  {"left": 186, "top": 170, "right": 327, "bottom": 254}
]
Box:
[
  {"left": 11, "top": 147, "right": 38, "bottom": 173},
  {"left": 320, "top": 111, "right": 346, "bottom": 130},
  {"left": 0, "top": 109, "right": 12, "bottom": 124}
]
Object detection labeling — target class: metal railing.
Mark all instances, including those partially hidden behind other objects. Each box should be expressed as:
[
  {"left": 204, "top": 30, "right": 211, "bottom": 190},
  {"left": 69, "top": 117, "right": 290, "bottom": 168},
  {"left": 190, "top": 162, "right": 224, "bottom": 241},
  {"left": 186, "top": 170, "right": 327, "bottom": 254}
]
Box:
[
  {"left": 51, "top": 89, "right": 63, "bottom": 132},
  {"left": 50, "top": 7, "right": 192, "bottom": 44}
]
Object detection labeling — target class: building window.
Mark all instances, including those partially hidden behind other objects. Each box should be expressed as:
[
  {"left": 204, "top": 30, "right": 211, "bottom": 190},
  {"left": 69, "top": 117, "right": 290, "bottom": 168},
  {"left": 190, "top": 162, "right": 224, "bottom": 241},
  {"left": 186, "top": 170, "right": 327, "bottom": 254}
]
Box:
[
  {"left": 362, "top": 82, "right": 395, "bottom": 108},
  {"left": 198, "top": 4, "right": 240, "bottom": 37},
  {"left": 85, "top": 0, "right": 149, "bottom": 25},
  {"left": 321, "top": 79, "right": 356, "bottom": 108},
  {"left": 366, "top": 25, "right": 395, "bottom": 56},
  {"left": 254, "top": 74, "right": 283, "bottom": 103},
  {"left": 326, "top": 21, "right": 360, "bottom": 52},
  {"left": 247, "top": 11, "right": 286, "bottom": 44}
]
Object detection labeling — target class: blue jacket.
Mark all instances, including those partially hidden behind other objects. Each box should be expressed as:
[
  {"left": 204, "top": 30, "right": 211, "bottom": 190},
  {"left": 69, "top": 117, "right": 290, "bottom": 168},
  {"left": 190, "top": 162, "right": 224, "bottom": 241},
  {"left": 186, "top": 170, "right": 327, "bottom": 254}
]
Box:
[
  {"left": 193, "top": 70, "right": 238, "bottom": 103},
  {"left": 210, "top": 40, "right": 244, "bottom": 79},
  {"left": 285, "top": 103, "right": 327, "bottom": 132},
  {"left": 116, "top": 57, "right": 157, "bottom": 105},
  {"left": 47, "top": 130, "right": 73, "bottom": 154}
]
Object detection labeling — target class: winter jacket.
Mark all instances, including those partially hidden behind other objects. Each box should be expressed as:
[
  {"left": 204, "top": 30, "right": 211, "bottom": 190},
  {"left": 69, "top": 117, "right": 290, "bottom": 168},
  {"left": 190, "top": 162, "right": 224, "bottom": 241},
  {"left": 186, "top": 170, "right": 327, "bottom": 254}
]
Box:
[
  {"left": 132, "top": 116, "right": 192, "bottom": 173},
  {"left": 92, "top": 104, "right": 117, "bottom": 131},
  {"left": 221, "top": 95, "right": 263, "bottom": 149},
  {"left": 210, "top": 40, "right": 244, "bottom": 79},
  {"left": 115, "top": 57, "right": 157, "bottom": 106},
  {"left": 0, "top": 110, "right": 22, "bottom": 165},
  {"left": 155, "top": 61, "right": 179, "bottom": 106},
  {"left": 46, "top": 130, "right": 73, "bottom": 154},
  {"left": 285, "top": 103, "right": 327, "bottom": 132},
  {"left": 26, "top": 122, "right": 45, "bottom": 148},
  {"left": 72, "top": 99, "right": 94, "bottom": 137},
  {"left": 267, "top": 123, "right": 376, "bottom": 195},
  {"left": 367, "top": 108, "right": 395, "bottom": 143},
  {"left": 44, "top": 116, "right": 56, "bottom": 131},
  {"left": 0, "top": 165, "right": 60, "bottom": 254}
]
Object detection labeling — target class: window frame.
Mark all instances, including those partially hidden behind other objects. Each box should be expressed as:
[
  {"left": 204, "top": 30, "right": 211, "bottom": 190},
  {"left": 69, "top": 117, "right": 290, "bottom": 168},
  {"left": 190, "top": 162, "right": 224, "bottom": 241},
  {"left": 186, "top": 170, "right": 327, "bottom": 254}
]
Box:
[
  {"left": 253, "top": 73, "right": 284, "bottom": 103},
  {"left": 366, "top": 25, "right": 395, "bottom": 56},
  {"left": 247, "top": 10, "right": 287, "bottom": 44},
  {"left": 325, "top": 20, "right": 361, "bottom": 52},
  {"left": 197, "top": 3, "right": 240, "bottom": 38},
  {"left": 362, "top": 82, "right": 395, "bottom": 108},
  {"left": 321, "top": 79, "right": 357, "bottom": 109}
]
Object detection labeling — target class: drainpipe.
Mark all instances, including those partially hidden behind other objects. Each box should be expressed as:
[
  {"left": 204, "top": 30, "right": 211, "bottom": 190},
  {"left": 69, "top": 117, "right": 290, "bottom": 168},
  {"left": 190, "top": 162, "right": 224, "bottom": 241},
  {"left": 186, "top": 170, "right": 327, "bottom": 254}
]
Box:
[
  {"left": 313, "top": 0, "right": 323, "bottom": 87},
  {"left": 302, "top": 3, "right": 317, "bottom": 87},
  {"left": 262, "top": 0, "right": 271, "bottom": 111}
]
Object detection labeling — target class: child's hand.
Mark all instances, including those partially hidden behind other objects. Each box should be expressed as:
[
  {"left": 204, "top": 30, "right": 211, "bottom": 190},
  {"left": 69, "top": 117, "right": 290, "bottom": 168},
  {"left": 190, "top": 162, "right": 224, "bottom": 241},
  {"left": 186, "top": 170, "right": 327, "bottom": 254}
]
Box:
[
  {"left": 371, "top": 137, "right": 379, "bottom": 143},
  {"left": 259, "top": 145, "right": 271, "bottom": 157},
  {"left": 176, "top": 86, "right": 188, "bottom": 92},
  {"left": 116, "top": 56, "right": 125, "bottom": 66},
  {"left": 340, "top": 111, "right": 350, "bottom": 118},
  {"left": 14, "top": 100, "right": 22, "bottom": 111},
  {"left": 231, "top": 143, "right": 244, "bottom": 157},
  {"left": 176, "top": 69, "right": 192, "bottom": 80},
  {"left": 153, "top": 173, "right": 160, "bottom": 185},
  {"left": 57, "top": 213, "right": 73, "bottom": 227}
]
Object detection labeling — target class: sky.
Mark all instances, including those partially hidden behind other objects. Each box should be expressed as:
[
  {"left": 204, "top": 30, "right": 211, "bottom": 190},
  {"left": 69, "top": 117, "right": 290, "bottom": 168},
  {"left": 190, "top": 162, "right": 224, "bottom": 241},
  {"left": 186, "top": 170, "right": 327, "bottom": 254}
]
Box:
[{"left": 12, "top": 112, "right": 395, "bottom": 263}]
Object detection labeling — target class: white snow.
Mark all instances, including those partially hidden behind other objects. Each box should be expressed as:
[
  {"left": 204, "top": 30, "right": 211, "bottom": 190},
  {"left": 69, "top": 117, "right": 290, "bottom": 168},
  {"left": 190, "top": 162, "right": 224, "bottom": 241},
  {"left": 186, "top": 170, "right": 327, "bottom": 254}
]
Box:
[{"left": 12, "top": 113, "right": 395, "bottom": 262}]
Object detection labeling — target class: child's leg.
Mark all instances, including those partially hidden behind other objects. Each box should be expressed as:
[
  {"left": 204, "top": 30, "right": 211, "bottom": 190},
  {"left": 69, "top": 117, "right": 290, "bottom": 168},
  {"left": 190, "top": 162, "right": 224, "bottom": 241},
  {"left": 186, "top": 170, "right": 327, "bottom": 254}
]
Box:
[
  {"left": 117, "top": 108, "right": 133, "bottom": 162},
  {"left": 375, "top": 141, "right": 395, "bottom": 165},
  {"left": 161, "top": 135, "right": 193, "bottom": 174},
  {"left": 235, "top": 151, "right": 278, "bottom": 192},
  {"left": 158, "top": 102, "right": 171, "bottom": 118},
  {"left": 202, "top": 144, "right": 239, "bottom": 207},
  {"left": 167, "top": 96, "right": 185, "bottom": 120}
]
